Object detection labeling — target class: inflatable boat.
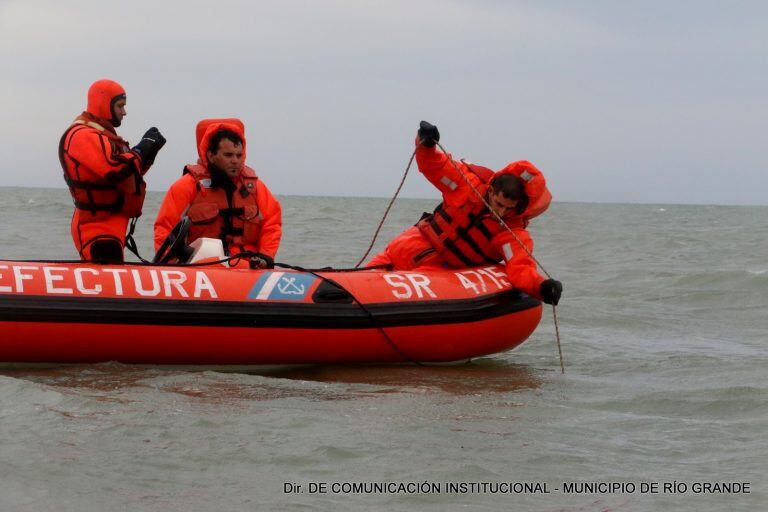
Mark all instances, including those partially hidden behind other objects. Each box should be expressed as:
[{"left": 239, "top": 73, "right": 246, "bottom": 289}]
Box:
[{"left": 0, "top": 256, "right": 542, "bottom": 366}]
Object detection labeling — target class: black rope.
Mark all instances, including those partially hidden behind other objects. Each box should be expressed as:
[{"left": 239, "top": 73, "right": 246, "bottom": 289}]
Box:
[
  {"left": 274, "top": 262, "right": 423, "bottom": 366},
  {"left": 354, "top": 148, "right": 417, "bottom": 268},
  {"left": 3, "top": 254, "right": 394, "bottom": 271},
  {"left": 124, "top": 217, "right": 150, "bottom": 263},
  {"left": 275, "top": 263, "right": 393, "bottom": 273}
]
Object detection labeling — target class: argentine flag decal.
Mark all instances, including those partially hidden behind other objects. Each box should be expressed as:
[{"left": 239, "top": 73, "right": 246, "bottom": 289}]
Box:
[{"left": 248, "top": 272, "right": 318, "bottom": 301}]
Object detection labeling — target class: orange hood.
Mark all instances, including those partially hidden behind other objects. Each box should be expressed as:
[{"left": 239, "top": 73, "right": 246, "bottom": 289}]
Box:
[
  {"left": 493, "top": 160, "right": 551, "bottom": 220},
  {"left": 195, "top": 118, "right": 246, "bottom": 167},
  {"left": 86, "top": 79, "right": 125, "bottom": 127}
]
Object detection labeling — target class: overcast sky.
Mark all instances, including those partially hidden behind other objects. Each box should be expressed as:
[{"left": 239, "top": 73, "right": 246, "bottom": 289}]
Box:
[{"left": 0, "top": 0, "right": 765, "bottom": 205}]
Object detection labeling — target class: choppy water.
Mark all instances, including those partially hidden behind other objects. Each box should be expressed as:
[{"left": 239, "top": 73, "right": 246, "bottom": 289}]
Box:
[{"left": 0, "top": 187, "right": 765, "bottom": 511}]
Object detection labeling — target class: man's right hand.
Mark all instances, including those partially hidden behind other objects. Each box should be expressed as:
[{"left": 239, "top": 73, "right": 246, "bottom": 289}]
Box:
[{"left": 418, "top": 120, "right": 440, "bottom": 148}]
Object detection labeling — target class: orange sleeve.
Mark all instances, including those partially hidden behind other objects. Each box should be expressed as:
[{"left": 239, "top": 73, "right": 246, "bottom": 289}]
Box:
[
  {"left": 414, "top": 141, "right": 483, "bottom": 207},
  {"left": 153, "top": 174, "right": 198, "bottom": 251},
  {"left": 253, "top": 181, "right": 282, "bottom": 259},
  {"left": 491, "top": 229, "right": 545, "bottom": 299},
  {"left": 67, "top": 128, "right": 143, "bottom": 194}
]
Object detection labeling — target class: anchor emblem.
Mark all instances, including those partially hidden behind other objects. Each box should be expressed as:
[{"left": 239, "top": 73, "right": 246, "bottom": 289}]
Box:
[{"left": 277, "top": 276, "right": 306, "bottom": 295}]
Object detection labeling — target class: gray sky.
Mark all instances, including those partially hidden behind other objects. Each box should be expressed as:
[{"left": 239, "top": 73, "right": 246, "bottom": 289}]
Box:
[{"left": 1, "top": 0, "right": 766, "bottom": 205}]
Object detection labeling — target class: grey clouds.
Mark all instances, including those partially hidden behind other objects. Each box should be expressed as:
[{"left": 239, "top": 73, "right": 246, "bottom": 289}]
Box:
[{"left": 0, "top": 0, "right": 765, "bottom": 205}]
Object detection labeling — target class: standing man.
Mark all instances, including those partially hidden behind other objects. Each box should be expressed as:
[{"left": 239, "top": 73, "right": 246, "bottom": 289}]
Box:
[
  {"left": 368, "top": 121, "right": 563, "bottom": 305},
  {"left": 154, "top": 119, "right": 282, "bottom": 268},
  {"left": 59, "top": 79, "right": 166, "bottom": 262}
]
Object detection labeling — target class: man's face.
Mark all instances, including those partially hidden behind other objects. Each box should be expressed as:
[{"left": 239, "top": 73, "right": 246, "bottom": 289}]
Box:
[
  {"left": 488, "top": 190, "right": 518, "bottom": 218},
  {"left": 207, "top": 139, "right": 244, "bottom": 178},
  {"left": 112, "top": 98, "right": 126, "bottom": 123}
]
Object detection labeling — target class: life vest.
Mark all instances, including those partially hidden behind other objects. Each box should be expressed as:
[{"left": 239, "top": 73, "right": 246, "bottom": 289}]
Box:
[
  {"left": 59, "top": 113, "right": 145, "bottom": 218},
  {"left": 183, "top": 164, "right": 264, "bottom": 253},
  {"left": 416, "top": 160, "right": 549, "bottom": 268}
]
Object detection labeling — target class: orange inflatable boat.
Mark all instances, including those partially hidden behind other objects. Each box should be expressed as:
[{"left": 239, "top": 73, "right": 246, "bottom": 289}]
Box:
[{"left": 0, "top": 258, "right": 542, "bottom": 366}]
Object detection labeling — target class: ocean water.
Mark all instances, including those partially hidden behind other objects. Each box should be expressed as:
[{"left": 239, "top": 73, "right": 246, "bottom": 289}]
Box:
[{"left": 0, "top": 186, "right": 765, "bottom": 511}]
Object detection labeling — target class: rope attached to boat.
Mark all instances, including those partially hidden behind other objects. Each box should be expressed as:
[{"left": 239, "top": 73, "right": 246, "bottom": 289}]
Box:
[
  {"left": 275, "top": 261, "right": 424, "bottom": 366},
  {"left": 124, "top": 217, "right": 150, "bottom": 263},
  {"left": 8, "top": 253, "right": 393, "bottom": 271},
  {"left": 353, "top": 148, "right": 417, "bottom": 268}
]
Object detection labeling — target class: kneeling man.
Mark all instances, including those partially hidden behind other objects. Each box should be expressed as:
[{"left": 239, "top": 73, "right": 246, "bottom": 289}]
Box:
[{"left": 368, "top": 121, "right": 562, "bottom": 305}]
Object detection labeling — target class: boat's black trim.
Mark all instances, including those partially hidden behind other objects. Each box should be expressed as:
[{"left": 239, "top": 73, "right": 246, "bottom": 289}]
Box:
[{"left": 0, "top": 291, "right": 540, "bottom": 329}]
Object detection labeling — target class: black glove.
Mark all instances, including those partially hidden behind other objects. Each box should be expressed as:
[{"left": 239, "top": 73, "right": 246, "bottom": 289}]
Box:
[
  {"left": 248, "top": 253, "right": 275, "bottom": 269},
  {"left": 540, "top": 279, "right": 563, "bottom": 306},
  {"left": 417, "top": 120, "right": 440, "bottom": 148},
  {"left": 132, "top": 127, "right": 166, "bottom": 167}
]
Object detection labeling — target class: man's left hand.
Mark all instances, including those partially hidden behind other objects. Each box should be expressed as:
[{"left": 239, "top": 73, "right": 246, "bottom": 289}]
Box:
[{"left": 540, "top": 279, "right": 563, "bottom": 305}]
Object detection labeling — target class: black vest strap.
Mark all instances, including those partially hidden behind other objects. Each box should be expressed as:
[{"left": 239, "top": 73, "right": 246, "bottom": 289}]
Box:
[
  {"left": 73, "top": 195, "right": 124, "bottom": 214},
  {"left": 443, "top": 239, "right": 479, "bottom": 266},
  {"left": 219, "top": 207, "right": 245, "bottom": 216},
  {"left": 220, "top": 226, "right": 244, "bottom": 236},
  {"left": 63, "top": 173, "right": 114, "bottom": 191}
]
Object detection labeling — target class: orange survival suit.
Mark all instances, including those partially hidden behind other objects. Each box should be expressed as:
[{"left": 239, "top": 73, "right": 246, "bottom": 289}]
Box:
[
  {"left": 153, "top": 119, "right": 282, "bottom": 262},
  {"left": 59, "top": 79, "right": 153, "bottom": 261},
  {"left": 367, "top": 140, "right": 552, "bottom": 300}
]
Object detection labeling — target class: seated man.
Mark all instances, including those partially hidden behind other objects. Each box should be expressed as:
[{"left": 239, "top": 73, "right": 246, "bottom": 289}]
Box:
[
  {"left": 368, "top": 121, "right": 563, "bottom": 305},
  {"left": 154, "top": 119, "right": 281, "bottom": 268}
]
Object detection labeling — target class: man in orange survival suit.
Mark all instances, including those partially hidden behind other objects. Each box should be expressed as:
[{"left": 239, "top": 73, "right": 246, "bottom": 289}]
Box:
[
  {"left": 59, "top": 79, "right": 166, "bottom": 263},
  {"left": 368, "top": 121, "right": 563, "bottom": 305},
  {"left": 154, "top": 119, "right": 282, "bottom": 268}
]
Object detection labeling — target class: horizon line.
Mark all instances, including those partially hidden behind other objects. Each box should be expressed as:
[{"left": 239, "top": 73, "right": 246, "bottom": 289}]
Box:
[{"left": 1, "top": 184, "right": 766, "bottom": 209}]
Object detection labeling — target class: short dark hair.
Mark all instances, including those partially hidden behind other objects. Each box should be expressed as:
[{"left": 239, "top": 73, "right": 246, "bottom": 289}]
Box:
[
  {"left": 208, "top": 129, "right": 243, "bottom": 154},
  {"left": 490, "top": 174, "right": 529, "bottom": 215}
]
